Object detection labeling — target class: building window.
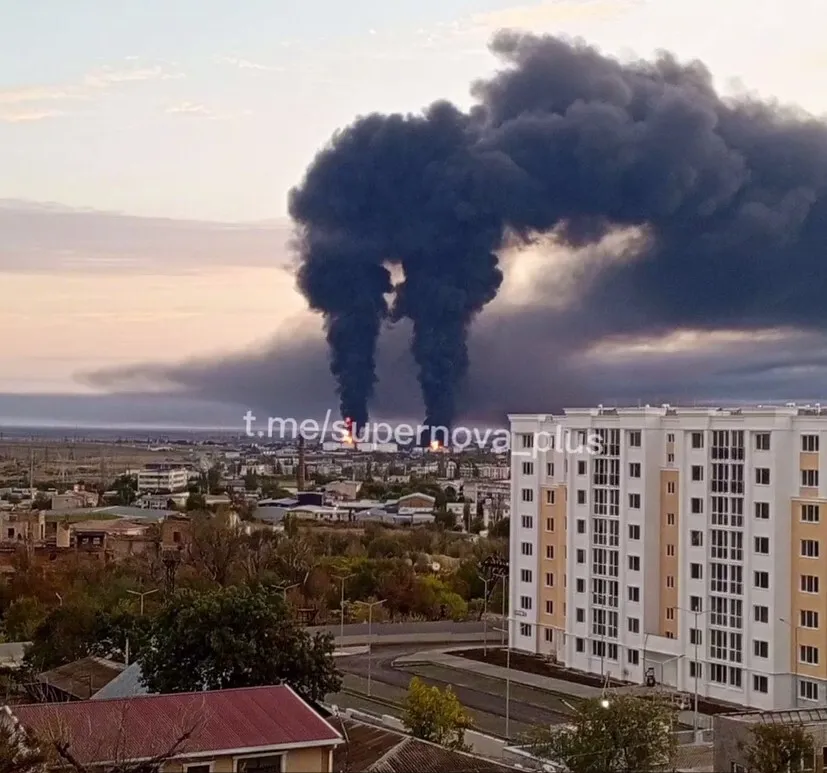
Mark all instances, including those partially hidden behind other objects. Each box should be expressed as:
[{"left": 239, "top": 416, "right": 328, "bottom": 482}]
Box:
[
  {"left": 628, "top": 617, "right": 640, "bottom": 633},
  {"left": 628, "top": 556, "right": 640, "bottom": 571},
  {"left": 629, "top": 493, "right": 641, "bottom": 508},
  {"left": 801, "top": 610, "right": 819, "bottom": 629},
  {"left": 690, "top": 628, "right": 702, "bottom": 645},
  {"left": 629, "top": 462, "right": 641, "bottom": 478},
  {"left": 664, "top": 512, "right": 674, "bottom": 526},
  {"left": 802, "top": 469, "right": 819, "bottom": 488},
  {"left": 666, "top": 575, "right": 675, "bottom": 588},
  {"left": 576, "top": 579, "right": 585, "bottom": 593},
  {"left": 546, "top": 462, "right": 554, "bottom": 476},
  {"left": 802, "top": 434, "right": 820, "bottom": 452},
  {"left": 754, "top": 501, "right": 769, "bottom": 520},
  {"left": 754, "top": 571, "right": 769, "bottom": 589},
  {"left": 755, "top": 433, "right": 771, "bottom": 451},
  {"left": 575, "top": 637, "right": 584, "bottom": 652},
  {"left": 520, "top": 623, "right": 532, "bottom": 637},
  {"left": 628, "top": 649, "right": 639, "bottom": 665},
  {"left": 667, "top": 481, "right": 676, "bottom": 494},
  {"left": 545, "top": 545, "right": 554, "bottom": 559},
  {"left": 690, "top": 563, "right": 703, "bottom": 579},
  {"left": 802, "top": 504, "right": 820, "bottom": 523},
  {"left": 667, "top": 433, "right": 675, "bottom": 443},
  {"left": 522, "top": 461, "right": 534, "bottom": 475},
  {"left": 754, "top": 537, "right": 770, "bottom": 555},
  {"left": 521, "top": 488, "right": 534, "bottom": 502},
  {"left": 577, "top": 490, "right": 586, "bottom": 504},
  {"left": 690, "top": 596, "right": 703, "bottom": 612},
  {"left": 801, "top": 539, "right": 820, "bottom": 558},
  {"left": 545, "top": 519, "right": 554, "bottom": 534},
  {"left": 520, "top": 434, "right": 534, "bottom": 449},
  {"left": 755, "top": 468, "right": 770, "bottom": 485},
  {"left": 520, "top": 569, "right": 532, "bottom": 582},
  {"left": 521, "top": 542, "right": 533, "bottom": 556},
  {"left": 691, "top": 465, "right": 703, "bottom": 481},
  {"left": 628, "top": 586, "right": 640, "bottom": 602},
  {"left": 799, "top": 679, "right": 818, "bottom": 701},
  {"left": 689, "top": 661, "right": 702, "bottom": 679},
  {"left": 628, "top": 524, "right": 641, "bottom": 540},
  {"left": 236, "top": 756, "right": 284, "bottom": 772},
  {"left": 753, "top": 675, "right": 769, "bottom": 693},
  {"left": 690, "top": 530, "right": 703, "bottom": 547},
  {"left": 576, "top": 518, "right": 586, "bottom": 533},
  {"left": 629, "top": 431, "right": 641, "bottom": 447},
  {"left": 801, "top": 575, "right": 820, "bottom": 594},
  {"left": 691, "top": 432, "right": 704, "bottom": 449},
  {"left": 545, "top": 600, "right": 553, "bottom": 615},
  {"left": 544, "top": 628, "right": 554, "bottom": 642},
  {"left": 576, "top": 549, "right": 585, "bottom": 564},
  {"left": 545, "top": 573, "right": 554, "bottom": 587},
  {"left": 577, "top": 460, "right": 586, "bottom": 475},
  {"left": 800, "top": 645, "right": 819, "bottom": 665},
  {"left": 520, "top": 596, "right": 532, "bottom": 610},
  {"left": 665, "top": 608, "right": 675, "bottom": 621},
  {"left": 754, "top": 640, "right": 769, "bottom": 658},
  {"left": 576, "top": 608, "right": 585, "bottom": 622},
  {"left": 521, "top": 515, "right": 533, "bottom": 529},
  {"left": 691, "top": 498, "right": 703, "bottom": 514}
]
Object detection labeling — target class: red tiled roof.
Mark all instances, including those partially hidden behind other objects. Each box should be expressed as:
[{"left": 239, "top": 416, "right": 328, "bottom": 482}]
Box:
[{"left": 10, "top": 684, "right": 342, "bottom": 765}]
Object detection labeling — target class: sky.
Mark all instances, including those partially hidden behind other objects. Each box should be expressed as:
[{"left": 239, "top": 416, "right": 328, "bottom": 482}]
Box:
[{"left": 2, "top": 0, "right": 827, "bottom": 427}]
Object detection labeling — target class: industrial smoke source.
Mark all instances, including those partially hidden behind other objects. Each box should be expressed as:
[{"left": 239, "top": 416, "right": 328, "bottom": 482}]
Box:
[{"left": 289, "top": 32, "right": 827, "bottom": 430}]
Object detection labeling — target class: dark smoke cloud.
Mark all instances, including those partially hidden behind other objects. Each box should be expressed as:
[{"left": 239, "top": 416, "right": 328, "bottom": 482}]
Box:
[
  {"left": 287, "top": 31, "right": 827, "bottom": 430},
  {"left": 84, "top": 33, "right": 827, "bottom": 425}
]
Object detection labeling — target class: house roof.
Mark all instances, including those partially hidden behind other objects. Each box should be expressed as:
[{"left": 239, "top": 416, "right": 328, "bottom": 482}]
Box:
[
  {"left": 35, "top": 656, "right": 126, "bottom": 700},
  {"left": 11, "top": 685, "right": 342, "bottom": 765},
  {"left": 90, "top": 662, "right": 148, "bottom": 700},
  {"left": 330, "top": 717, "right": 521, "bottom": 773}
]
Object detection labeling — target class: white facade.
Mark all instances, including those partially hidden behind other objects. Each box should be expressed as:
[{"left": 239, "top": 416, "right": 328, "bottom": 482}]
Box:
[
  {"left": 509, "top": 405, "right": 827, "bottom": 711},
  {"left": 136, "top": 467, "right": 189, "bottom": 493}
]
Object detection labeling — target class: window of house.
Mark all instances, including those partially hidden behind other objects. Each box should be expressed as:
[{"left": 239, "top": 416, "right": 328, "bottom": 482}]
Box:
[
  {"left": 521, "top": 542, "right": 533, "bottom": 556},
  {"left": 665, "top": 608, "right": 675, "bottom": 620},
  {"left": 753, "top": 605, "right": 768, "bottom": 623},
  {"left": 667, "top": 512, "right": 675, "bottom": 525},
  {"left": 666, "top": 575, "right": 675, "bottom": 588},
  {"left": 667, "top": 433, "right": 675, "bottom": 443},
  {"left": 690, "top": 530, "right": 703, "bottom": 547},
  {"left": 690, "top": 563, "right": 703, "bottom": 579},
  {"left": 666, "top": 544, "right": 675, "bottom": 557},
  {"left": 576, "top": 549, "right": 585, "bottom": 564},
  {"left": 575, "top": 638, "right": 584, "bottom": 652},
  {"left": 753, "top": 675, "right": 768, "bottom": 693},
  {"left": 800, "top": 645, "right": 819, "bottom": 665},
  {"left": 801, "top": 610, "right": 819, "bottom": 629},
  {"left": 628, "top": 617, "right": 639, "bottom": 633},
  {"left": 522, "top": 461, "right": 534, "bottom": 475},
  {"left": 754, "top": 502, "right": 769, "bottom": 520},
  {"left": 577, "top": 460, "right": 586, "bottom": 475},
  {"left": 545, "top": 545, "right": 554, "bottom": 559},
  {"left": 754, "top": 640, "right": 769, "bottom": 658},
  {"left": 667, "top": 481, "right": 676, "bottom": 494},
  {"left": 520, "top": 623, "right": 532, "bottom": 637},
  {"left": 800, "top": 680, "right": 818, "bottom": 701},
  {"left": 628, "top": 586, "right": 640, "bottom": 602},
  {"left": 576, "top": 519, "right": 586, "bottom": 533},
  {"left": 802, "top": 469, "right": 819, "bottom": 488},
  {"left": 801, "top": 539, "right": 820, "bottom": 558},
  {"left": 629, "top": 493, "right": 641, "bottom": 508},
  {"left": 237, "top": 756, "right": 285, "bottom": 772},
  {"left": 628, "top": 524, "right": 641, "bottom": 540},
  {"left": 755, "top": 433, "right": 771, "bottom": 451},
  {"left": 577, "top": 490, "right": 586, "bottom": 504},
  {"left": 185, "top": 765, "right": 212, "bottom": 773},
  {"left": 691, "top": 432, "right": 704, "bottom": 448},
  {"left": 690, "top": 596, "right": 702, "bottom": 612},
  {"left": 546, "top": 462, "right": 554, "bottom": 476},
  {"left": 754, "top": 537, "right": 770, "bottom": 555},
  {"left": 629, "top": 431, "right": 641, "bottom": 447},
  {"left": 576, "top": 579, "right": 585, "bottom": 593},
  {"left": 545, "top": 573, "right": 554, "bottom": 587},
  {"left": 628, "top": 556, "right": 640, "bottom": 571},
  {"left": 628, "top": 649, "right": 639, "bottom": 665},
  {"left": 802, "top": 504, "right": 820, "bottom": 523},
  {"left": 629, "top": 462, "right": 641, "bottom": 478},
  {"left": 802, "top": 575, "right": 820, "bottom": 594},
  {"left": 545, "top": 600, "right": 553, "bottom": 615},
  {"left": 576, "top": 608, "right": 585, "bottom": 622},
  {"left": 691, "top": 498, "right": 703, "bottom": 514},
  {"left": 691, "top": 465, "right": 703, "bottom": 481},
  {"left": 690, "top": 628, "right": 702, "bottom": 645},
  {"left": 667, "top": 453, "right": 675, "bottom": 463},
  {"left": 520, "top": 569, "right": 532, "bottom": 582},
  {"left": 520, "top": 434, "right": 534, "bottom": 449},
  {"left": 521, "top": 515, "right": 533, "bottom": 529},
  {"left": 754, "top": 571, "right": 769, "bottom": 589},
  {"left": 520, "top": 596, "right": 532, "bottom": 610},
  {"left": 755, "top": 468, "right": 770, "bottom": 485},
  {"left": 521, "top": 488, "right": 534, "bottom": 502},
  {"left": 802, "top": 434, "right": 820, "bottom": 452}
]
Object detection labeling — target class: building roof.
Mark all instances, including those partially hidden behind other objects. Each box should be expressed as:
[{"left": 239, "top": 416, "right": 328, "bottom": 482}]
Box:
[
  {"left": 331, "top": 717, "right": 520, "bottom": 773},
  {"left": 90, "top": 662, "right": 148, "bottom": 700},
  {"left": 0, "top": 641, "right": 29, "bottom": 668},
  {"left": 35, "top": 656, "right": 126, "bottom": 700},
  {"left": 12, "top": 684, "right": 342, "bottom": 765}
]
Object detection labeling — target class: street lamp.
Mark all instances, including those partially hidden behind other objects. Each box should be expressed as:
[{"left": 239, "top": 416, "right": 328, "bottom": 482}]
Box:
[
  {"left": 332, "top": 573, "right": 355, "bottom": 641},
  {"left": 127, "top": 588, "right": 159, "bottom": 616},
  {"left": 673, "top": 605, "right": 710, "bottom": 734},
  {"left": 477, "top": 573, "right": 494, "bottom": 656},
  {"left": 492, "top": 623, "right": 512, "bottom": 740},
  {"left": 780, "top": 617, "right": 800, "bottom": 707},
  {"left": 354, "top": 600, "right": 385, "bottom": 697}
]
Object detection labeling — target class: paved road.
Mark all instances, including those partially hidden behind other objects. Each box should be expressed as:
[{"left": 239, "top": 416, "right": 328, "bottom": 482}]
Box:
[
  {"left": 335, "top": 644, "right": 570, "bottom": 736},
  {"left": 309, "top": 620, "right": 487, "bottom": 637}
]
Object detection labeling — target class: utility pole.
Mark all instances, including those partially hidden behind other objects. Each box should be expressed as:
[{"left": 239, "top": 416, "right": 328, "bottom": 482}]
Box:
[
  {"left": 333, "top": 573, "right": 355, "bottom": 641},
  {"left": 354, "top": 600, "right": 385, "bottom": 697}
]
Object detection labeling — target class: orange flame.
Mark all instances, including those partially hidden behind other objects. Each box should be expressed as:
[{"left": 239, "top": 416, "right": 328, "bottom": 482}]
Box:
[{"left": 430, "top": 440, "right": 440, "bottom": 451}]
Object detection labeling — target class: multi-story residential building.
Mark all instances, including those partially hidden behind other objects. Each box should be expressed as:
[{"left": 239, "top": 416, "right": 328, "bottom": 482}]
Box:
[
  {"left": 136, "top": 466, "right": 189, "bottom": 494},
  {"left": 509, "top": 405, "right": 827, "bottom": 711}
]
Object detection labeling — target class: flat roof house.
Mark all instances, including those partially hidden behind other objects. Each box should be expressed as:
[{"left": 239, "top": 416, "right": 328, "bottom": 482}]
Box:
[{"left": 7, "top": 684, "right": 342, "bottom": 772}]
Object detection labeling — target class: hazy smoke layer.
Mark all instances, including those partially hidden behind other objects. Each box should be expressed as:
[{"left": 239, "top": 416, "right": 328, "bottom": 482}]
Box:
[{"left": 288, "top": 32, "right": 827, "bottom": 429}]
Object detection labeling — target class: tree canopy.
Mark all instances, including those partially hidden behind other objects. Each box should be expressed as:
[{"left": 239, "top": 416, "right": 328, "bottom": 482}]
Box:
[
  {"left": 741, "top": 722, "right": 815, "bottom": 773},
  {"left": 403, "top": 676, "right": 472, "bottom": 750},
  {"left": 138, "top": 584, "right": 341, "bottom": 701}
]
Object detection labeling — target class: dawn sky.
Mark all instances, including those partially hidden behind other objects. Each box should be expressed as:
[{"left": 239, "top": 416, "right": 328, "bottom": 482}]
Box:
[{"left": 2, "top": 0, "right": 827, "bottom": 421}]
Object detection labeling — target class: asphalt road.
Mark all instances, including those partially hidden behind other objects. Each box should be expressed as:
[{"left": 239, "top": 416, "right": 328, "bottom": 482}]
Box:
[
  {"left": 309, "top": 620, "right": 488, "bottom": 637},
  {"left": 334, "top": 644, "right": 571, "bottom": 738}
]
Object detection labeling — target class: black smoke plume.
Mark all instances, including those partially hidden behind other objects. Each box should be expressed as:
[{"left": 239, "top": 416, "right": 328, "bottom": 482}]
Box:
[{"left": 290, "top": 31, "right": 827, "bottom": 429}]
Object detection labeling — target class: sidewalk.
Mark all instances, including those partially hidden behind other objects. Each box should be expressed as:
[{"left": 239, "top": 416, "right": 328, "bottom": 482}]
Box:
[{"left": 394, "top": 647, "right": 712, "bottom": 731}]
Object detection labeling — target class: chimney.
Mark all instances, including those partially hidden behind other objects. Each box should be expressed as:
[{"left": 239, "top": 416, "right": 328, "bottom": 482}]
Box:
[{"left": 297, "top": 435, "right": 306, "bottom": 492}]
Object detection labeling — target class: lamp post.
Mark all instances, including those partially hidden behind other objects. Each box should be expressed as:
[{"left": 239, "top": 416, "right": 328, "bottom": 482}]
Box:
[
  {"left": 492, "top": 624, "right": 512, "bottom": 739},
  {"left": 780, "top": 617, "right": 800, "bottom": 707},
  {"left": 673, "top": 605, "right": 710, "bottom": 734},
  {"left": 127, "top": 588, "right": 159, "bottom": 616},
  {"left": 478, "top": 574, "right": 493, "bottom": 656},
  {"left": 354, "top": 600, "right": 385, "bottom": 697},
  {"left": 333, "top": 573, "right": 355, "bottom": 641}
]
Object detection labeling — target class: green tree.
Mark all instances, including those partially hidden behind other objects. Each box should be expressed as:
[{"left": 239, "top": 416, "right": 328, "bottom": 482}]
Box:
[
  {"left": 740, "top": 723, "right": 814, "bottom": 773},
  {"left": 138, "top": 585, "right": 341, "bottom": 701},
  {"left": 111, "top": 474, "right": 138, "bottom": 506},
  {"left": 3, "top": 596, "right": 46, "bottom": 641},
  {"left": 185, "top": 492, "right": 207, "bottom": 511},
  {"left": 523, "top": 695, "right": 677, "bottom": 773},
  {"left": 243, "top": 469, "right": 259, "bottom": 491},
  {"left": 489, "top": 517, "right": 509, "bottom": 538},
  {"left": 434, "top": 508, "right": 457, "bottom": 530},
  {"left": 403, "top": 676, "right": 472, "bottom": 750}
]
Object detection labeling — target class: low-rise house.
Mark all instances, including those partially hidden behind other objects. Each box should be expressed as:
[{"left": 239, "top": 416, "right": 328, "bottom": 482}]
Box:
[
  {"left": 50, "top": 488, "right": 99, "bottom": 510},
  {"left": 9, "top": 684, "right": 342, "bottom": 771},
  {"left": 29, "top": 656, "right": 126, "bottom": 702}
]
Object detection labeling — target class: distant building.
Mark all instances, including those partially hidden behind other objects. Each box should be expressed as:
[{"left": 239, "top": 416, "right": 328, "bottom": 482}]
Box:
[
  {"left": 136, "top": 466, "right": 188, "bottom": 494},
  {"left": 50, "top": 488, "right": 99, "bottom": 510}
]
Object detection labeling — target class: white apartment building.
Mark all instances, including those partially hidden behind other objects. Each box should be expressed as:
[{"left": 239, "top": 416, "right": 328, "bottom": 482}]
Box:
[
  {"left": 510, "top": 405, "right": 827, "bottom": 711},
  {"left": 136, "top": 467, "right": 189, "bottom": 494}
]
